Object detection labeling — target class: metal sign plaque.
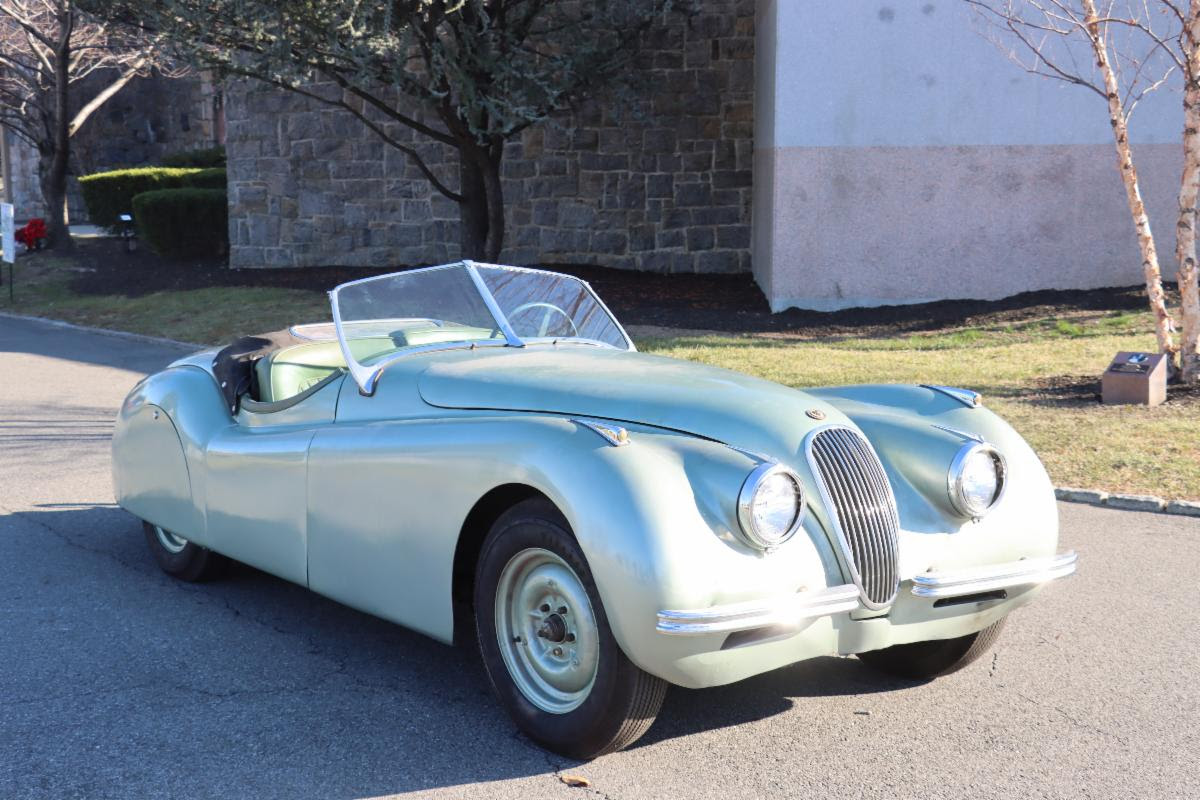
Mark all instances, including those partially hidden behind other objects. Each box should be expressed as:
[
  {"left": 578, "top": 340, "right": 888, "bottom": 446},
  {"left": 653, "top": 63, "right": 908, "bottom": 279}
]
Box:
[
  {"left": 1102, "top": 351, "right": 1167, "bottom": 406},
  {"left": 1, "top": 202, "right": 12, "bottom": 300},
  {"left": 1, "top": 202, "right": 13, "bottom": 264}
]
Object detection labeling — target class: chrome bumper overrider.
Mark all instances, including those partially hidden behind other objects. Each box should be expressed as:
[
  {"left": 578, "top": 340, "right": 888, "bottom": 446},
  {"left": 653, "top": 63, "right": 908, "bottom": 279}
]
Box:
[
  {"left": 910, "top": 551, "right": 1078, "bottom": 599},
  {"left": 656, "top": 584, "right": 860, "bottom": 636},
  {"left": 655, "top": 551, "right": 1078, "bottom": 636}
]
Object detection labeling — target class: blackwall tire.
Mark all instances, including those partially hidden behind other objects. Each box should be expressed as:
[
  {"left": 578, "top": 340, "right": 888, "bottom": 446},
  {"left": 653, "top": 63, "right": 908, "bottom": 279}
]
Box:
[
  {"left": 142, "top": 521, "right": 227, "bottom": 582},
  {"left": 856, "top": 618, "right": 1007, "bottom": 680},
  {"left": 474, "top": 498, "right": 667, "bottom": 760}
]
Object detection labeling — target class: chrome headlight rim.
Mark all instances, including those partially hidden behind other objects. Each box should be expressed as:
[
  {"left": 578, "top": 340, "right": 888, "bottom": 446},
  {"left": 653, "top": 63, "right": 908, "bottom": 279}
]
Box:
[
  {"left": 947, "top": 441, "right": 1007, "bottom": 518},
  {"left": 736, "top": 462, "right": 807, "bottom": 551}
]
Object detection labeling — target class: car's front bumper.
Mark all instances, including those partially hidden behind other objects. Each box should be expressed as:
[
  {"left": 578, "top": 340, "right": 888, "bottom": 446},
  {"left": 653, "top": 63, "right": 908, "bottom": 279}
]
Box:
[
  {"left": 643, "top": 551, "right": 1077, "bottom": 688},
  {"left": 910, "top": 550, "right": 1077, "bottom": 598},
  {"left": 656, "top": 550, "right": 1077, "bottom": 636}
]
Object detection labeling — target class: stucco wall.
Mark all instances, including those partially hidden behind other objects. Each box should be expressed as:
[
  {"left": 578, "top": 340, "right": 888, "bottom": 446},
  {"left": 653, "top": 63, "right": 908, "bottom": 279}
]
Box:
[
  {"left": 226, "top": 1, "right": 756, "bottom": 272},
  {"left": 754, "top": 1, "right": 1184, "bottom": 311}
]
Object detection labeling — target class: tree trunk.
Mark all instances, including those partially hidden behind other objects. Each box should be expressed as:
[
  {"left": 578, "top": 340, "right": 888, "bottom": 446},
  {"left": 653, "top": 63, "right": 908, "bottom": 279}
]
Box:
[
  {"left": 38, "top": 150, "right": 71, "bottom": 251},
  {"left": 458, "top": 155, "right": 489, "bottom": 260},
  {"left": 456, "top": 144, "right": 505, "bottom": 262},
  {"left": 479, "top": 145, "right": 505, "bottom": 263},
  {"left": 1083, "top": 1, "right": 1176, "bottom": 359},
  {"left": 1178, "top": 2, "right": 1200, "bottom": 383},
  {"left": 41, "top": 10, "right": 74, "bottom": 251}
]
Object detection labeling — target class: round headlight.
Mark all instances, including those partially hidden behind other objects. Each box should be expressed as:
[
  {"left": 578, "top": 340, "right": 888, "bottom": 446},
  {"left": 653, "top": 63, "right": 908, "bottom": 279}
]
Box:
[
  {"left": 737, "top": 463, "right": 806, "bottom": 550},
  {"left": 948, "top": 442, "right": 1006, "bottom": 518}
]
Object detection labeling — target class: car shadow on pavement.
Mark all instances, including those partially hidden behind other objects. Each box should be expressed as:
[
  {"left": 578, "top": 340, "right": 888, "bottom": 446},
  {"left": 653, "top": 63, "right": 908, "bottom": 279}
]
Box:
[
  {"left": 636, "top": 656, "right": 920, "bottom": 750},
  {"left": 2, "top": 504, "right": 917, "bottom": 798}
]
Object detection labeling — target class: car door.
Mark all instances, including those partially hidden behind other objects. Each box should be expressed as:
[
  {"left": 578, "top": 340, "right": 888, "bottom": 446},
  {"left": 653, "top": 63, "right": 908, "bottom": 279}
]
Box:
[{"left": 202, "top": 374, "right": 343, "bottom": 586}]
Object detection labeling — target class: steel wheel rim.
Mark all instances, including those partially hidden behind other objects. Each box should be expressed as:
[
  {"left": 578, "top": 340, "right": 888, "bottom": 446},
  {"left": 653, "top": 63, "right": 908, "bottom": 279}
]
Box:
[
  {"left": 494, "top": 547, "right": 600, "bottom": 714},
  {"left": 154, "top": 525, "right": 189, "bottom": 555}
]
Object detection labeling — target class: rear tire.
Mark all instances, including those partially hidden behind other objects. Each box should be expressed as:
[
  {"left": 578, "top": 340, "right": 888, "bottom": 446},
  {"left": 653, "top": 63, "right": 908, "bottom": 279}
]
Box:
[
  {"left": 856, "top": 618, "right": 1006, "bottom": 680},
  {"left": 474, "top": 498, "right": 667, "bottom": 760},
  {"left": 142, "top": 521, "right": 227, "bottom": 582}
]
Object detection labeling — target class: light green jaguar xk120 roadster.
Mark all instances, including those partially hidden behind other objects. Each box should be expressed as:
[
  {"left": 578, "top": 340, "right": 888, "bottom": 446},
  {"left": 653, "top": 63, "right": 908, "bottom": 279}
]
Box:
[{"left": 113, "top": 262, "right": 1076, "bottom": 758}]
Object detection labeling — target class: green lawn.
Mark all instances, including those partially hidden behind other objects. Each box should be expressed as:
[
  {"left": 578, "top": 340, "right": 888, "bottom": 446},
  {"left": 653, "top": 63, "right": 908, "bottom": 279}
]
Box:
[
  {"left": 0, "top": 251, "right": 329, "bottom": 344},
  {"left": 4, "top": 249, "right": 1197, "bottom": 500}
]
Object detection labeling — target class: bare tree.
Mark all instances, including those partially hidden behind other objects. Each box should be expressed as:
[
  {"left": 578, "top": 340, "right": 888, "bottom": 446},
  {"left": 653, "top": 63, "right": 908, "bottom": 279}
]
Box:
[
  {"left": 1173, "top": 2, "right": 1200, "bottom": 381},
  {"left": 967, "top": 0, "right": 1200, "bottom": 381},
  {"left": 0, "top": 1, "right": 164, "bottom": 248},
  {"left": 87, "top": 0, "right": 691, "bottom": 262}
]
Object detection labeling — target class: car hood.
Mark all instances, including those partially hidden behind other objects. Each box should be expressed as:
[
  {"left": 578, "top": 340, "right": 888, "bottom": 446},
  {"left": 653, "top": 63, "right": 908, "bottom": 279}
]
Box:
[{"left": 417, "top": 347, "right": 853, "bottom": 461}]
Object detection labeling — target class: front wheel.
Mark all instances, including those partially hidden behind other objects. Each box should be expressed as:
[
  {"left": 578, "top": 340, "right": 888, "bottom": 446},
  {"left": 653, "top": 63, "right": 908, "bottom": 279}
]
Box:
[
  {"left": 142, "top": 521, "right": 227, "bottom": 582},
  {"left": 856, "top": 618, "right": 1007, "bottom": 680},
  {"left": 474, "top": 498, "right": 667, "bottom": 759}
]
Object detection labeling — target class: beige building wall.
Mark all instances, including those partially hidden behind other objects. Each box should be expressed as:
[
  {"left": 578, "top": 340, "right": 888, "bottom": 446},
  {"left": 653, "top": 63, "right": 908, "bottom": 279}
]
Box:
[{"left": 754, "top": 1, "right": 1182, "bottom": 311}]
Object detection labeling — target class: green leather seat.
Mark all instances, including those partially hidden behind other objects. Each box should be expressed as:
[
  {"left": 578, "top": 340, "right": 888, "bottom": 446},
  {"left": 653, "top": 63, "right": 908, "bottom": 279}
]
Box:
[
  {"left": 253, "top": 325, "right": 502, "bottom": 403},
  {"left": 255, "top": 338, "right": 390, "bottom": 402}
]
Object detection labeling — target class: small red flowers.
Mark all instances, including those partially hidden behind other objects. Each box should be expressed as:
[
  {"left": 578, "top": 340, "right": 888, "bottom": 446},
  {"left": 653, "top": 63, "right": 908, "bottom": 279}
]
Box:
[{"left": 15, "top": 218, "right": 47, "bottom": 249}]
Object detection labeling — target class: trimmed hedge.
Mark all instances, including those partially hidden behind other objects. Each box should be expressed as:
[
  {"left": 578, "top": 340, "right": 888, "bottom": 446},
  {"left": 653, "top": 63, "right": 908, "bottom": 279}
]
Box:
[
  {"left": 78, "top": 167, "right": 226, "bottom": 228},
  {"left": 161, "top": 146, "right": 227, "bottom": 168},
  {"left": 131, "top": 188, "right": 228, "bottom": 259}
]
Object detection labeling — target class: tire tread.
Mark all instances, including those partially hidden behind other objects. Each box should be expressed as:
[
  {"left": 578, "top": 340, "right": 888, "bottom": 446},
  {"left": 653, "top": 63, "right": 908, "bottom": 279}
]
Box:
[
  {"left": 474, "top": 497, "right": 667, "bottom": 759},
  {"left": 857, "top": 618, "right": 1007, "bottom": 680}
]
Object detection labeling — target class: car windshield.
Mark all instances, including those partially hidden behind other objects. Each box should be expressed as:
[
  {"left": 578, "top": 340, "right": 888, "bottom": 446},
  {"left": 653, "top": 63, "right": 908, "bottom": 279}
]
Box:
[{"left": 330, "top": 262, "right": 632, "bottom": 393}]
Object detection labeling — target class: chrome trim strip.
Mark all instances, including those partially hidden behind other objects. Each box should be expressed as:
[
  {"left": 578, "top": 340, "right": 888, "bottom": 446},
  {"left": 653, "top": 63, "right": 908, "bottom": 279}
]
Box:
[
  {"left": 804, "top": 425, "right": 901, "bottom": 610},
  {"left": 463, "top": 260, "right": 526, "bottom": 349},
  {"left": 572, "top": 418, "right": 630, "bottom": 447},
  {"left": 582, "top": 278, "right": 637, "bottom": 353},
  {"left": 911, "top": 551, "right": 1078, "bottom": 598},
  {"left": 328, "top": 284, "right": 372, "bottom": 393},
  {"left": 656, "top": 584, "right": 861, "bottom": 636},
  {"left": 521, "top": 336, "right": 621, "bottom": 350},
  {"left": 932, "top": 424, "right": 983, "bottom": 443},
  {"left": 922, "top": 384, "right": 982, "bottom": 408}
]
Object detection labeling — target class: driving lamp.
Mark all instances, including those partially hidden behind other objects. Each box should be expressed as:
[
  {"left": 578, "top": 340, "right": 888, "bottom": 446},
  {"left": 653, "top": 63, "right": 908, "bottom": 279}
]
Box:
[
  {"left": 948, "top": 442, "right": 1006, "bottom": 518},
  {"left": 737, "top": 463, "right": 806, "bottom": 550}
]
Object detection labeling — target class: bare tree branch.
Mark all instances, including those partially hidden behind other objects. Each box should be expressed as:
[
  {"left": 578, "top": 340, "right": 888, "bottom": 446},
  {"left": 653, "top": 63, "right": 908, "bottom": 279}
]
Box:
[{"left": 0, "top": 0, "right": 172, "bottom": 247}]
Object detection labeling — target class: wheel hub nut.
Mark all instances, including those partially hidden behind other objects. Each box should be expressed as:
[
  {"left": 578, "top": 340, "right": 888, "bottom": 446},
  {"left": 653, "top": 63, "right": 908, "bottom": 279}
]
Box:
[{"left": 537, "top": 613, "right": 568, "bottom": 643}]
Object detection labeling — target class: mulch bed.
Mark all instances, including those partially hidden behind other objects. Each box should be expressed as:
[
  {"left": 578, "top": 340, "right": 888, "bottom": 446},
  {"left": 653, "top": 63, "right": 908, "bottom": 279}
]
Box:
[
  {"left": 1016, "top": 374, "right": 1200, "bottom": 408},
  {"left": 62, "top": 237, "right": 1172, "bottom": 338}
]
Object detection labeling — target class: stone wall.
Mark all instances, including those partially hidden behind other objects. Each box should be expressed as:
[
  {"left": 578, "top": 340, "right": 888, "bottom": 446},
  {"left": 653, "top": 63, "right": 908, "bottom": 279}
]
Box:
[
  {"left": 68, "top": 72, "right": 219, "bottom": 222},
  {"left": 227, "top": 0, "right": 755, "bottom": 272},
  {"left": 0, "top": 72, "right": 218, "bottom": 223},
  {"left": 3, "top": 133, "right": 45, "bottom": 220}
]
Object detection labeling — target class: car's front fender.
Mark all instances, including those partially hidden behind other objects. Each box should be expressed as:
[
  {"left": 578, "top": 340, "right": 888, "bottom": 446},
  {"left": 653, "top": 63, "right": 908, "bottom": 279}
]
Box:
[{"left": 302, "top": 408, "right": 844, "bottom": 682}]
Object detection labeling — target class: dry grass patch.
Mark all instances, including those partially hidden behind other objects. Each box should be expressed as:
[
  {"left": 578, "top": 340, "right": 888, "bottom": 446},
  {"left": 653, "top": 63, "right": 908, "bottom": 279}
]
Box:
[{"left": 641, "top": 329, "right": 1200, "bottom": 501}]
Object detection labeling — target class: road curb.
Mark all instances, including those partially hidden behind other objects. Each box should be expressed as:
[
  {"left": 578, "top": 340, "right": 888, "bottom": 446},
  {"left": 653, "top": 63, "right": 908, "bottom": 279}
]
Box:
[
  {"left": 1055, "top": 487, "right": 1199, "bottom": 517},
  {"left": 0, "top": 311, "right": 203, "bottom": 350}
]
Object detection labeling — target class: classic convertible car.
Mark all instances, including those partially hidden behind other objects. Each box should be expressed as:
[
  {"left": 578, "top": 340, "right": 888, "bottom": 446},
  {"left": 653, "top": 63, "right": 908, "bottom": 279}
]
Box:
[{"left": 113, "top": 261, "right": 1076, "bottom": 758}]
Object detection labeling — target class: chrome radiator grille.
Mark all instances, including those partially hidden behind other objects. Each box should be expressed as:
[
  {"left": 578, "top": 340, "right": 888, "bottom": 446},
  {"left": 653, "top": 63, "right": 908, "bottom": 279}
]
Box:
[{"left": 807, "top": 427, "right": 900, "bottom": 607}]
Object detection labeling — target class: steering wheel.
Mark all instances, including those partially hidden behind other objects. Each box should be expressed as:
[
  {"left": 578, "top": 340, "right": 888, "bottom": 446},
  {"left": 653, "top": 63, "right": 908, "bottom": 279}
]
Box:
[{"left": 506, "top": 302, "right": 579, "bottom": 338}]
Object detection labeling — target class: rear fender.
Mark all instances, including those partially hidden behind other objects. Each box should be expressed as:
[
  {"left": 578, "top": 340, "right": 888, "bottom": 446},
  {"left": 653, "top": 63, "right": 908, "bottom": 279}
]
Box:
[{"left": 112, "top": 365, "right": 231, "bottom": 541}]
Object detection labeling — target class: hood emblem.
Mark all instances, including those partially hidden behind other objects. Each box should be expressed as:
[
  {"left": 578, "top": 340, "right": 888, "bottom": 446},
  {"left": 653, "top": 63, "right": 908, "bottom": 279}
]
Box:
[{"left": 806, "top": 408, "right": 826, "bottom": 420}]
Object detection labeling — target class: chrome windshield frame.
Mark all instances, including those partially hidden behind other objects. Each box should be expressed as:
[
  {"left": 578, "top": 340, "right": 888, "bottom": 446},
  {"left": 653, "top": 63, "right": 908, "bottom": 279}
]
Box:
[{"left": 329, "top": 261, "right": 634, "bottom": 395}]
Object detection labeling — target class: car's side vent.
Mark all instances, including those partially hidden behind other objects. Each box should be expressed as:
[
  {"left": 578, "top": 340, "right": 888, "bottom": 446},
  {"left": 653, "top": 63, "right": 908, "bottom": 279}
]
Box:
[{"left": 806, "top": 426, "right": 901, "bottom": 608}]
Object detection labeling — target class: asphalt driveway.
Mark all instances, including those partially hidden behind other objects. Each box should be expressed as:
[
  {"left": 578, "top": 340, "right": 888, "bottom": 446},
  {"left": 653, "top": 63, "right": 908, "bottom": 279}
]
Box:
[{"left": 0, "top": 314, "right": 1195, "bottom": 799}]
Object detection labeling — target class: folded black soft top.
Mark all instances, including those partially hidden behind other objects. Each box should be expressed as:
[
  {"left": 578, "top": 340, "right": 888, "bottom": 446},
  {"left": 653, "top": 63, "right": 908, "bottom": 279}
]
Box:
[{"left": 211, "top": 328, "right": 307, "bottom": 413}]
